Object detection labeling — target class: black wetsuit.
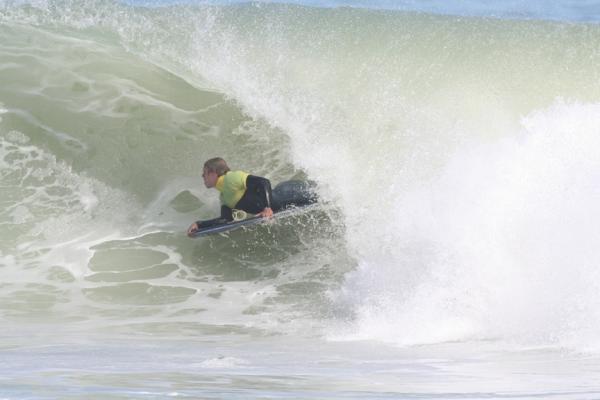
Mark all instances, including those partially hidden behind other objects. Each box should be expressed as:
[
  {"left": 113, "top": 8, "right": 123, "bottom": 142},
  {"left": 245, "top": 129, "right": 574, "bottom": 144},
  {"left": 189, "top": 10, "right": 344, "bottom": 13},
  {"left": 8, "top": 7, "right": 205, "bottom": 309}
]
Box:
[{"left": 196, "top": 175, "right": 272, "bottom": 228}]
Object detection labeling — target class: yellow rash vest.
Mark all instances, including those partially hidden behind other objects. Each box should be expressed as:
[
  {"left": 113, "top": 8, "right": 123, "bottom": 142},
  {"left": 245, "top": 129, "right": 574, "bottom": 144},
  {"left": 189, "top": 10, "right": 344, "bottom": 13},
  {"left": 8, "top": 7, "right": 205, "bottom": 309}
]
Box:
[{"left": 215, "top": 170, "right": 250, "bottom": 208}]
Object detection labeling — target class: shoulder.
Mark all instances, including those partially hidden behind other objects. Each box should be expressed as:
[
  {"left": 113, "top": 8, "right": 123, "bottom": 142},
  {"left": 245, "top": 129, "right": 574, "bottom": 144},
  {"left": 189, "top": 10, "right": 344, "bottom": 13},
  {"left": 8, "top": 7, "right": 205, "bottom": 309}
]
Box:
[{"left": 224, "top": 170, "right": 250, "bottom": 185}]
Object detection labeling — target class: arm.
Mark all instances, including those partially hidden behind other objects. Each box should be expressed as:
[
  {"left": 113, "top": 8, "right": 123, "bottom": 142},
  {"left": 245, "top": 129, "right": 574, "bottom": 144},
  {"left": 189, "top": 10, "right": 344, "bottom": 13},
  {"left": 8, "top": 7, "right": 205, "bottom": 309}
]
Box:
[
  {"left": 187, "top": 205, "right": 233, "bottom": 237},
  {"left": 246, "top": 175, "right": 273, "bottom": 217}
]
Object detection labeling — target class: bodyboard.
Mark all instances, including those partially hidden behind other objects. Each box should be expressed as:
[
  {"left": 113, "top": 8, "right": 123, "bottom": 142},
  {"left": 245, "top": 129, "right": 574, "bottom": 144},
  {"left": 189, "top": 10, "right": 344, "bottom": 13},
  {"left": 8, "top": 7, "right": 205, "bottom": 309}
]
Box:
[{"left": 190, "top": 204, "right": 317, "bottom": 238}]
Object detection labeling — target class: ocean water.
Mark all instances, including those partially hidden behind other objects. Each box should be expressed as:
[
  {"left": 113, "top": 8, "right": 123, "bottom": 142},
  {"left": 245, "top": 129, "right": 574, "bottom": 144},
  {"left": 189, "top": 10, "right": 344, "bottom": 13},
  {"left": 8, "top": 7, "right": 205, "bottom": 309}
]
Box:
[{"left": 2, "top": 0, "right": 600, "bottom": 398}]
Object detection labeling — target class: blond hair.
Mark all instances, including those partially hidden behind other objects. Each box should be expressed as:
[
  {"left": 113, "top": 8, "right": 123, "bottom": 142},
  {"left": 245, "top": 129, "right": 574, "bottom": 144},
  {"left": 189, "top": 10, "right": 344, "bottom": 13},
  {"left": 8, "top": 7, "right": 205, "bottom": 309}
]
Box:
[{"left": 203, "top": 157, "right": 230, "bottom": 176}]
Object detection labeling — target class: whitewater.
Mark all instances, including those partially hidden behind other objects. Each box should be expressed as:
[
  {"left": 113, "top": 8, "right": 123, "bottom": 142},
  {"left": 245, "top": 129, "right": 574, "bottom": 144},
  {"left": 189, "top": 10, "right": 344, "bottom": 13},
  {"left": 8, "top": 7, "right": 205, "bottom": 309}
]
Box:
[{"left": 2, "top": 0, "right": 600, "bottom": 398}]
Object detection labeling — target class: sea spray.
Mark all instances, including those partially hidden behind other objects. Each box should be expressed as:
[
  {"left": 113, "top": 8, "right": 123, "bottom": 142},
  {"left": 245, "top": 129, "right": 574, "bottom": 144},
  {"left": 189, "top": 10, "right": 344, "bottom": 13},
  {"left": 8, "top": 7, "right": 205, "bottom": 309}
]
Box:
[{"left": 336, "top": 101, "right": 600, "bottom": 348}]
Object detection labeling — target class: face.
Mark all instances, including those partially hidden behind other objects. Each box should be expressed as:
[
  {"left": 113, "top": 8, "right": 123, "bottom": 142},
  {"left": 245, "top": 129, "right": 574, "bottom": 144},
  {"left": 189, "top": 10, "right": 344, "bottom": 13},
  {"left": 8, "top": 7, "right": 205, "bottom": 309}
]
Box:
[{"left": 202, "top": 168, "right": 218, "bottom": 188}]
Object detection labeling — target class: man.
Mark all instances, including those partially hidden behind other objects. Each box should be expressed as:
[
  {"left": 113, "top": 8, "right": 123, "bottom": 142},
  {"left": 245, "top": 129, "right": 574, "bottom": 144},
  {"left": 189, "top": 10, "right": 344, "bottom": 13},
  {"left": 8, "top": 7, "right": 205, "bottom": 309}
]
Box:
[{"left": 187, "top": 157, "right": 274, "bottom": 237}]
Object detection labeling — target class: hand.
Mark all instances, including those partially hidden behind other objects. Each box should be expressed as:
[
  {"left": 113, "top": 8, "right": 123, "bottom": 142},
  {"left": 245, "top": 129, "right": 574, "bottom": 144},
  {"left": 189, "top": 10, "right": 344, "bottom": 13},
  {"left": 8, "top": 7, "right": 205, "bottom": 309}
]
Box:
[
  {"left": 187, "top": 222, "right": 199, "bottom": 237},
  {"left": 257, "top": 207, "right": 273, "bottom": 219}
]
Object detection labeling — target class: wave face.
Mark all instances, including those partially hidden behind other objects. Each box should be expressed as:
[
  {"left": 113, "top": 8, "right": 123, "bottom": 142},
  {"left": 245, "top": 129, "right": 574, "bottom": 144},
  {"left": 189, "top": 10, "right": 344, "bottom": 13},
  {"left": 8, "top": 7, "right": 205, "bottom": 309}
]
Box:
[{"left": 2, "top": 1, "right": 600, "bottom": 350}]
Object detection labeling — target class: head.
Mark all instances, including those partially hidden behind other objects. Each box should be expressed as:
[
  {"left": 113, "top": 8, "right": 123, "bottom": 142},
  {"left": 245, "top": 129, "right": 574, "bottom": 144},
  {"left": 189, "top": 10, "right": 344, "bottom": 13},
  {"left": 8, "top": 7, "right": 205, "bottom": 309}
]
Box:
[{"left": 202, "top": 157, "right": 230, "bottom": 188}]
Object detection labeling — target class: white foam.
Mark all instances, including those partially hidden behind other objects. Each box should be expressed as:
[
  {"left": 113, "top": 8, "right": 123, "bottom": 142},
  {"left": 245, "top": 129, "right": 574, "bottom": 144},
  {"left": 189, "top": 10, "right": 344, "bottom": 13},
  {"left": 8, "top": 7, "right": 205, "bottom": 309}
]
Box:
[
  {"left": 0, "top": 131, "right": 138, "bottom": 277},
  {"left": 198, "top": 356, "right": 249, "bottom": 369},
  {"left": 5, "top": 129, "right": 30, "bottom": 144},
  {"left": 334, "top": 100, "right": 600, "bottom": 349}
]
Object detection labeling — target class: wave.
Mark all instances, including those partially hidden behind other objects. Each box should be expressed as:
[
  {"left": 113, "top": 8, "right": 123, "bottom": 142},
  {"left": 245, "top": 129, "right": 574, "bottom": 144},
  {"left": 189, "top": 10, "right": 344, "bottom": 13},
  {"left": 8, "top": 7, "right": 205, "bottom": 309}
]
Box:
[{"left": 2, "top": 1, "right": 600, "bottom": 350}]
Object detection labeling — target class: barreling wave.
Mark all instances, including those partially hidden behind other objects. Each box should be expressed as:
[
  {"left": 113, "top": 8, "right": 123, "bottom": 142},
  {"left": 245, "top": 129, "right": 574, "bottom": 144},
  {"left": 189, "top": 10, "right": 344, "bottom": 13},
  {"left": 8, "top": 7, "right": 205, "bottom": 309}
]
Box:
[{"left": 2, "top": 0, "right": 600, "bottom": 349}]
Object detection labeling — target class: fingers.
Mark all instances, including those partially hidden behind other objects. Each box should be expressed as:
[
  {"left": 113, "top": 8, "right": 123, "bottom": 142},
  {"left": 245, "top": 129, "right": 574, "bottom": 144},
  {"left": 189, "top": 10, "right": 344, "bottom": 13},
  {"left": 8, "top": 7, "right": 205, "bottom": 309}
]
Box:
[
  {"left": 259, "top": 207, "right": 273, "bottom": 218},
  {"left": 187, "top": 222, "right": 199, "bottom": 237}
]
